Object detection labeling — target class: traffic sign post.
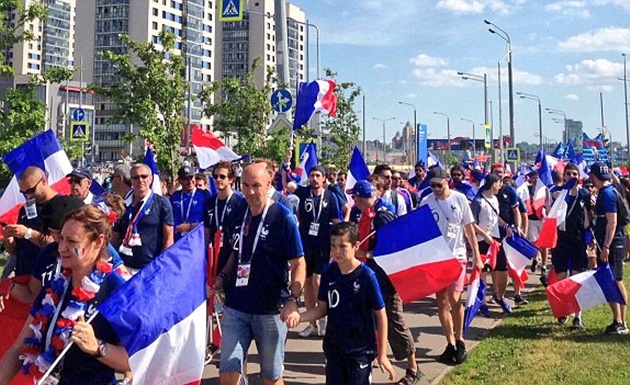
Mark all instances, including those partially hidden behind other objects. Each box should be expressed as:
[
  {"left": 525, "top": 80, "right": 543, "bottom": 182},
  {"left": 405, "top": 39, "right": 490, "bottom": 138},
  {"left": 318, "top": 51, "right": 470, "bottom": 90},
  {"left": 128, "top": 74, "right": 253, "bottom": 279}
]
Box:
[
  {"left": 270, "top": 89, "right": 293, "bottom": 114},
  {"left": 72, "top": 107, "right": 85, "bottom": 122},
  {"left": 484, "top": 124, "right": 492, "bottom": 150},
  {"left": 505, "top": 147, "right": 520, "bottom": 162},
  {"left": 219, "top": 0, "right": 244, "bottom": 22},
  {"left": 70, "top": 121, "right": 90, "bottom": 142}
]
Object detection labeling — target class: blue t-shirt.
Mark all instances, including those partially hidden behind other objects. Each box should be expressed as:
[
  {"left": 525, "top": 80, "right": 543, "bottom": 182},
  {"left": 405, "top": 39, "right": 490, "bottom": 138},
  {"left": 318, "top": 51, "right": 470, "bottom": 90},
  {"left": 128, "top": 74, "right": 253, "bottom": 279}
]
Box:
[
  {"left": 594, "top": 184, "right": 625, "bottom": 243},
  {"left": 497, "top": 185, "right": 519, "bottom": 226},
  {"left": 171, "top": 188, "right": 210, "bottom": 241},
  {"left": 204, "top": 192, "right": 243, "bottom": 273},
  {"left": 224, "top": 201, "right": 304, "bottom": 315},
  {"left": 557, "top": 187, "right": 591, "bottom": 245},
  {"left": 318, "top": 262, "right": 384, "bottom": 355},
  {"left": 115, "top": 194, "right": 174, "bottom": 269},
  {"left": 295, "top": 186, "right": 340, "bottom": 249}
]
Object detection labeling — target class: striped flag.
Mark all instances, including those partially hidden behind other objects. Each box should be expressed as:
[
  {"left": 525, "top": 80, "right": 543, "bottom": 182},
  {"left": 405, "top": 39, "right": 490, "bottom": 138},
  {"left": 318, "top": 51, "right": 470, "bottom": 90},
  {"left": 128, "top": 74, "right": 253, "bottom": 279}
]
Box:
[
  {"left": 190, "top": 128, "right": 240, "bottom": 169},
  {"left": 503, "top": 233, "right": 539, "bottom": 288},
  {"left": 463, "top": 266, "right": 486, "bottom": 334},
  {"left": 536, "top": 179, "right": 577, "bottom": 249},
  {"left": 143, "top": 147, "right": 162, "bottom": 195}
]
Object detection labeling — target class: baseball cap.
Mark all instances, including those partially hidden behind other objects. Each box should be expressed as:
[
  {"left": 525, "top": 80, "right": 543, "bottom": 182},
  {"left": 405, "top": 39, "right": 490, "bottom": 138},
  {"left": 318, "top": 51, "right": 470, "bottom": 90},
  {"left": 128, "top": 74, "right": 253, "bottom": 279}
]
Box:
[
  {"left": 178, "top": 166, "right": 195, "bottom": 178},
  {"left": 482, "top": 173, "right": 501, "bottom": 190},
  {"left": 590, "top": 161, "right": 611, "bottom": 181},
  {"left": 347, "top": 180, "right": 376, "bottom": 198},
  {"left": 67, "top": 168, "right": 92, "bottom": 180},
  {"left": 427, "top": 167, "right": 449, "bottom": 181}
]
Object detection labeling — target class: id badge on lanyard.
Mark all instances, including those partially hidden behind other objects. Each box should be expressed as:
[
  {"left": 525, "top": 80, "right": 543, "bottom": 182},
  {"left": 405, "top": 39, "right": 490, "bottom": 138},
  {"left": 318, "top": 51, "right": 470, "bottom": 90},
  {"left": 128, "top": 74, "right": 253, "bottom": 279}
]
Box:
[
  {"left": 236, "top": 199, "right": 270, "bottom": 288},
  {"left": 447, "top": 224, "right": 458, "bottom": 240},
  {"left": 309, "top": 222, "right": 320, "bottom": 236},
  {"left": 235, "top": 263, "right": 251, "bottom": 287}
]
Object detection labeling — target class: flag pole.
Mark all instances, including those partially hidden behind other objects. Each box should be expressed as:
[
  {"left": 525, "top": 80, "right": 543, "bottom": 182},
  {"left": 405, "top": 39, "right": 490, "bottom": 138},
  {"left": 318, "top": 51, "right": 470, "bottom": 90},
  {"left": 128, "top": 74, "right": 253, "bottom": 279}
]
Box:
[
  {"left": 37, "top": 311, "right": 100, "bottom": 385},
  {"left": 358, "top": 230, "right": 376, "bottom": 248}
]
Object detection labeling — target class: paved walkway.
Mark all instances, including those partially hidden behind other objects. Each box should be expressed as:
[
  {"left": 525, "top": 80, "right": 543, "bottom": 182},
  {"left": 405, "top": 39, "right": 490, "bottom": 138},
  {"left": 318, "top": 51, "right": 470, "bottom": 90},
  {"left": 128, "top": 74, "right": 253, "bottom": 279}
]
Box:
[{"left": 201, "top": 272, "right": 541, "bottom": 384}]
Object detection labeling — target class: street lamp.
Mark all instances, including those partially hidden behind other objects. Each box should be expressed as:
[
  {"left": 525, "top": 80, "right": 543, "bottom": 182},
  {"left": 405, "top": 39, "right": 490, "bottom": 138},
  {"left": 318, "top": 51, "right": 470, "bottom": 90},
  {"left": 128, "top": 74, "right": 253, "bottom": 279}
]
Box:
[
  {"left": 373, "top": 117, "right": 395, "bottom": 162},
  {"left": 546, "top": 108, "right": 567, "bottom": 143},
  {"left": 461, "top": 118, "right": 475, "bottom": 155},
  {"left": 517, "top": 92, "right": 543, "bottom": 149},
  {"left": 457, "top": 71, "right": 488, "bottom": 128},
  {"left": 485, "top": 19, "right": 515, "bottom": 145},
  {"left": 398, "top": 101, "right": 417, "bottom": 165},
  {"left": 181, "top": 40, "right": 203, "bottom": 155},
  {"left": 620, "top": 53, "right": 629, "bottom": 161},
  {"left": 433, "top": 112, "right": 451, "bottom": 151}
]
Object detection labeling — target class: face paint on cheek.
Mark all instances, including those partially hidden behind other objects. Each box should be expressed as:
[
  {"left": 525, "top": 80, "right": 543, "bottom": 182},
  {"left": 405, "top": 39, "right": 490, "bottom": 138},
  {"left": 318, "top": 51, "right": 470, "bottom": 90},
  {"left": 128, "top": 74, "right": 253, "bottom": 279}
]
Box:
[{"left": 73, "top": 247, "right": 85, "bottom": 260}]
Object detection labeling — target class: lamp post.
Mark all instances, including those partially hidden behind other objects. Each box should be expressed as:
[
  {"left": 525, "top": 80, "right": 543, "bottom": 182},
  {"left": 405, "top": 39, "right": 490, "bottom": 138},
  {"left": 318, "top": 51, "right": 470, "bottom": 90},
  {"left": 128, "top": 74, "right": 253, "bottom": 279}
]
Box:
[
  {"left": 517, "top": 92, "right": 543, "bottom": 149},
  {"left": 373, "top": 117, "right": 395, "bottom": 162},
  {"left": 461, "top": 118, "right": 475, "bottom": 155},
  {"left": 457, "top": 71, "right": 488, "bottom": 137},
  {"left": 546, "top": 108, "right": 567, "bottom": 143},
  {"left": 433, "top": 111, "right": 450, "bottom": 151},
  {"left": 181, "top": 40, "right": 203, "bottom": 155},
  {"left": 398, "top": 101, "right": 417, "bottom": 165},
  {"left": 620, "top": 53, "right": 629, "bottom": 161},
  {"left": 485, "top": 19, "right": 515, "bottom": 145}
]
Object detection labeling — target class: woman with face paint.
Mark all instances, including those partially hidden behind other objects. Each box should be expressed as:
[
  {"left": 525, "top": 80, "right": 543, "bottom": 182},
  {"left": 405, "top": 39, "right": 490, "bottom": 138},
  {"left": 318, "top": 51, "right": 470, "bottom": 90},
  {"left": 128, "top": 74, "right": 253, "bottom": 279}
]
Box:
[{"left": 0, "top": 206, "right": 130, "bottom": 385}]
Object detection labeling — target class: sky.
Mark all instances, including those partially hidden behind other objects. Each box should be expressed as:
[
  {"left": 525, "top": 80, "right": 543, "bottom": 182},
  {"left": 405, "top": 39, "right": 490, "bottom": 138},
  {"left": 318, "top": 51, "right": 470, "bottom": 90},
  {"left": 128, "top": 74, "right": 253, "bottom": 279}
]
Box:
[{"left": 288, "top": 0, "right": 630, "bottom": 147}]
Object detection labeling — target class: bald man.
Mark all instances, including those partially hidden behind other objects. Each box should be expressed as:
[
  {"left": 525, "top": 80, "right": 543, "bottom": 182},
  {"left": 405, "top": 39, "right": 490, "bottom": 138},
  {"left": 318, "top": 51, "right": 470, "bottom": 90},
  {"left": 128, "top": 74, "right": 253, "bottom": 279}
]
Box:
[{"left": 213, "top": 162, "right": 305, "bottom": 385}]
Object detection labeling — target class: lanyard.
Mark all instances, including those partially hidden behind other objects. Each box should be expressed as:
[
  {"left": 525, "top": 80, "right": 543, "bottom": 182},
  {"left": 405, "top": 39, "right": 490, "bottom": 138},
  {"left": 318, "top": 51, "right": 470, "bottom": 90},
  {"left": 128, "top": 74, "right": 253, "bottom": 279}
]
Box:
[
  {"left": 180, "top": 188, "right": 197, "bottom": 223},
  {"left": 238, "top": 199, "right": 270, "bottom": 264},
  {"left": 45, "top": 278, "right": 70, "bottom": 352},
  {"left": 310, "top": 189, "right": 325, "bottom": 223},
  {"left": 215, "top": 191, "right": 234, "bottom": 230},
  {"left": 126, "top": 193, "right": 154, "bottom": 229}
]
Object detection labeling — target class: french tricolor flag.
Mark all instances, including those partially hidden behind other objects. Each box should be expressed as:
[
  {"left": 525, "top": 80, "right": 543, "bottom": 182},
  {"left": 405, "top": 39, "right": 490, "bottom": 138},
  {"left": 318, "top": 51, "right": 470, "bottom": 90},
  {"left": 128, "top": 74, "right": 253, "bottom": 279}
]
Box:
[
  {"left": 373, "top": 205, "right": 464, "bottom": 303},
  {"left": 293, "top": 80, "right": 337, "bottom": 130},
  {"left": 536, "top": 179, "right": 577, "bottom": 249},
  {"left": 190, "top": 127, "right": 240, "bottom": 169},
  {"left": 143, "top": 146, "right": 162, "bottom": 195},
  {"left": 291, "top": 141, "right": 318, "bottom": 185},
  {"left": 463, "top": 266, "right": 486, "bottom": 334},
  {"left": 345, "top": 147, "right": 370, "bottom": 205},
  {"left": 503, "top": 233, "right": 539, "bottom": 288},
  {"left": 98, "top": 224, "right": 207, "bottom": 385},
  {"left": 0, "top": 130, "right": 73, "bottom": 225},
  {"left": 546, "top": 265, "right": 625, "bottom": 319}
]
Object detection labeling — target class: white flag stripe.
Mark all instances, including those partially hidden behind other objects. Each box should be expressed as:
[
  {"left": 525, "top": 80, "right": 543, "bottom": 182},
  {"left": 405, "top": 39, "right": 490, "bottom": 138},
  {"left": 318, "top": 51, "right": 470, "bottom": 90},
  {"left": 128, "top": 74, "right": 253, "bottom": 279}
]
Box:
[
  {"left": 375, "top": 236, "right": 455, "bottom": 275},
  {"left": 503, "top": 240, "right": 530, "bottom": 275},
  {"left": 571, "top": 271, "right": 607, "bottom": 310}
]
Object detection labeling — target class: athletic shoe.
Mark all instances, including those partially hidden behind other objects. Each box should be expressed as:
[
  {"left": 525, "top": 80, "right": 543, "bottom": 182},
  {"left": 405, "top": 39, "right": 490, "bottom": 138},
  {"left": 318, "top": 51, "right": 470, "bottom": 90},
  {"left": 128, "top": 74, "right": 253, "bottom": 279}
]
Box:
[
  {"left": 396, "top": 369, "right": 421, "bottom": 385},
  {"left": 571, "top": 317, "right": 585, "bottom": 330},
  {"left": 514, "top": 295, "right": 529, "bottom": 306},
  {"left": 488, "top": 294, "right": 498, "bottom": 305},
  {"left": 557, "top": 316, "right": 568, "bottom": 325},
  {"left": 605, "top": 321, "right": 630, "bottom": 335},
  {"left": 479, "top": 304, "right": 490, "bottom": 317},
  {"left": 454, "top": 340, "right": 467, "bottom": 364},
  {"left": 298, "top": 324, "right": 318, "bottom": 338},
  {"left": 530, "top": 258, "right": 538, "bottom": 273},
  {"left": 204, "top": 343, "right": 219, "bottom": 365},
  {"left": 437, "top": 344, "right": 456, "bottom": 365},
  {"left": 498, "top": 297, "right": 513, "bottom": 314},
  {"left": 317, "top": 318, "right": 327, "bottom": 337},
  {"left": 539, "top": 273, "right": 548, "bottom": 288}
]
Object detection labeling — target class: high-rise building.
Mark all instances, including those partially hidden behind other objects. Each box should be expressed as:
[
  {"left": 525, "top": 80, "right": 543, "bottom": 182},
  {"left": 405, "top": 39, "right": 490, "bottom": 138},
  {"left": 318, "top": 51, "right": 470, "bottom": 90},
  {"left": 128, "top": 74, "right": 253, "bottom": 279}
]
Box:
[
  {"left": 216, "top": 0, "right": 306, "bottom": 92},
  {"left": 565, "top": 119, "right": 583, "bottom": 152},
  {"left": 76, "top": 0, "right": 215, "bottom": 161}
]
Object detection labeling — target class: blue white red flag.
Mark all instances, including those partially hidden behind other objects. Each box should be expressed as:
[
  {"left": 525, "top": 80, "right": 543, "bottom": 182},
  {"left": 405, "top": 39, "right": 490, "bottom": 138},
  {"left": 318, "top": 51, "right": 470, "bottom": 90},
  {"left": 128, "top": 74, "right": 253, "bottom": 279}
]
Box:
[
  {"left": 463, "top": 266, "right": 486, "bottom": 334},
  {"left": 427, "top": 151, "right": 444, "bottom": 169},
  {"left": 190, "top": 127, "right": 240, "bottom": 169},
  {"left": 143, "top": 147, "right": 162, "bottom": 195},
  {"left": 98, "top": 224, "right": 207, "bottom": 385},
  {"left": 345, "top": 147, "right": 369, "bottom": 205},
  {"left": 503, "top": 233, "right": 539, "bottom": 288},
  {"left": 551, "top": 142, "right": 566, "bottom": 159},
  {"left": 546, "top": 265, "right": 625, "bottom": 318},
  {"left": 536, "top": 179, "right": 577, "bottom": 249},
  {"left": 291, "top": 141, "right": 318, "bottom": 185},
  {"left": 292, "top": 80, "right": 337, "bottom": 130},
  {"left": 565, "top": 140, "right": 575, "bottom": 160},
  {"left": 0, "top": 130, "right": 73, "bottom": 224},
  {"left": 373, "top": 205, "right": 463, "bottom": 303}
]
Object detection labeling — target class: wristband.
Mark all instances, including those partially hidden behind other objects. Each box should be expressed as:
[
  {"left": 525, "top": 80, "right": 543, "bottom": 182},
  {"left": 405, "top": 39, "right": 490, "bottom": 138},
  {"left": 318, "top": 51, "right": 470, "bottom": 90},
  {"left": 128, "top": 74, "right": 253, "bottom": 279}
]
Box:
[{"left": 286, "top": 295, "right": 299, "bottom": 305}]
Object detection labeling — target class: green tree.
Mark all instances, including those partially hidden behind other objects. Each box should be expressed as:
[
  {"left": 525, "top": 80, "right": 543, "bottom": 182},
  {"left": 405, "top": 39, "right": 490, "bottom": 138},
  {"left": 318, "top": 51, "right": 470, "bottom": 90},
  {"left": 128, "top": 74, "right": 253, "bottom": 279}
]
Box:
[
  {"left": 89, "top": 29, "right": 186, "bottom": 180},
  {"left": 201, "top": 58, "right": 289, "bottom": 160},
  {"left": 317, "top": 69, "right": 361, "bottom": 169}
]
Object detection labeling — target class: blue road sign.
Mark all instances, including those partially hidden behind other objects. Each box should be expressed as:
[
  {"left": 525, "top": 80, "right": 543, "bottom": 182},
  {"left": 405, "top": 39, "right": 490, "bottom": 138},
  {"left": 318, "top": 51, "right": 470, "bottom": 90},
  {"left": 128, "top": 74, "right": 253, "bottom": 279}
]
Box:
[
  {"left": 270, "top": 89, "right": 293, "bottom": 113},
  {"left": 505, "top": 147, "right": 520, "bottom": 162},
  {"left": 219, "top": 0, "right": 243, "bottom": 22},
  {"left": 72, "top": 107, "right": 85, "bottom": 121},
  {"left": 70, "top": 121, "right": 90, "bottom": 142}
]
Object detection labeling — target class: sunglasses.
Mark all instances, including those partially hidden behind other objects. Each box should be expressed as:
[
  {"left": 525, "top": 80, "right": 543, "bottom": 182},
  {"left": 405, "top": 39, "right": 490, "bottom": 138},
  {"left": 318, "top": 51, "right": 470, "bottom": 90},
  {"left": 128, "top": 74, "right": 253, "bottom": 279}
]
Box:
[
  {"left": 451, "top": 173, "right": 463, "bottom": 177},
  {"left": 131, "top": 174, "right": 150, "bottom": 180},
  {"left": 430, "top": 182, "right": 445, "bottom": 188},
  {"left": 20, "top": 176, "right": 44, "bottom": 195},
  {"left": 69, "top": 177, "right": 86, "bottom": 185},
  {"left": 213, "top": 174, "right": 229, "bottom": 180}
]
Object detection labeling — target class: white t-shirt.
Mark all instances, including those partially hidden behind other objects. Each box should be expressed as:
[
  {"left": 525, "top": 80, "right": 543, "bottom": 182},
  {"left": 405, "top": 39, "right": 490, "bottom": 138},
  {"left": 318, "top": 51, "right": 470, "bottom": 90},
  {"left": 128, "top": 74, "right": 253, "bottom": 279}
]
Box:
[
  {"left": 382, "top": 189, "right": 407, "bottom": 216},
  {"left": 471, "top": 193, "right": 500, "bottom": 242},
  {"left": 420, "top": 190, "right": 474, "bottom": 259}
]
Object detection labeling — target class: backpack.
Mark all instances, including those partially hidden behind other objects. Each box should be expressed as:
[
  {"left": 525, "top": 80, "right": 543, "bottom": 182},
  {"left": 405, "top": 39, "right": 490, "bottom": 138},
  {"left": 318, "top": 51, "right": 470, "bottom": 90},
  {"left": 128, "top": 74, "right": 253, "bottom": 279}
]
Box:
[{"left": 612, "top": 186, "right": 630, "bottom": 227}]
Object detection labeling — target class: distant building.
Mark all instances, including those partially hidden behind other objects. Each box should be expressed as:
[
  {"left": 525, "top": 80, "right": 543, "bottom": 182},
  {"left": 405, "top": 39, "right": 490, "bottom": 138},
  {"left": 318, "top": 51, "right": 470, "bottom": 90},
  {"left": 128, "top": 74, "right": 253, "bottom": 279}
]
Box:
[{"left": 565, "top": 119, "right": 583, "bottom": 152}]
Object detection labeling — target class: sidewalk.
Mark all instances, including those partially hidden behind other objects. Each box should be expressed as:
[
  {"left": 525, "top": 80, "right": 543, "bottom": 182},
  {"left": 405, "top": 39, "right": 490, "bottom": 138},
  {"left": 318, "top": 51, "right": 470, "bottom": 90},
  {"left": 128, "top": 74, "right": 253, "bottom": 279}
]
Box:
[{"left": 201, "top": 272, "right": 541, "bottom": 385}]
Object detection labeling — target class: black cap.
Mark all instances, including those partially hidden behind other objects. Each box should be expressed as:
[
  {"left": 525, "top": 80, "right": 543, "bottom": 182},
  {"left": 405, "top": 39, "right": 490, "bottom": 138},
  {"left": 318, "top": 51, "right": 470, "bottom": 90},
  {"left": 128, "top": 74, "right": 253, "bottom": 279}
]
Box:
[
  {"left": 40, "top": 196, "right": 85, "bottom": 230},
  {"left": 590, "top": 161, "right": 611, "bottom": 181},
  {"left": 67, "top": 168, "right": 92, "bottom": 180},
  {"left": 428, "top": 167, "right": 448, "bottom": 181},
  {"left": 178, "top": 166, "right": 195, "bottom": 178}
]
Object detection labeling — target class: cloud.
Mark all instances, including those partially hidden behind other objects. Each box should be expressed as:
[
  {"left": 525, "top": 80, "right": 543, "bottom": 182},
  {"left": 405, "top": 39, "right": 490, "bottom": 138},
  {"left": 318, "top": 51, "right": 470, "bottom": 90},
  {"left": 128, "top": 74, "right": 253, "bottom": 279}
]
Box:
[
  {"left": 545, "top": 1, "right": 591, "bottom": 18},
  {"left": 409, "top": 54, "right": 448, "bottom": 67},
  {"left": 406, "top": 93, "right": 417, "bottom": 99},
  {"left": 557, "top": 28, "right": 630, "bottom": 52},
  {"left": 411, "top": 68, "right": 464, "bottom": 87},
  {"left": 373, "top": 63, "right": 387, "bottom": 69},
  {"left": 434, "top": 0, "right": 514, "bottom": 14},
  {"left": 593, "top": 0, "right": 630, "bottom": 12},
  {"left": 410, "top": 65, "right": 543, "bottom": 87},
  {"left": 565, "top": 93, "right": 580, "bottom": 100},
  {"left": 553, "top": 58, "right": 623, "bottom": 89}
]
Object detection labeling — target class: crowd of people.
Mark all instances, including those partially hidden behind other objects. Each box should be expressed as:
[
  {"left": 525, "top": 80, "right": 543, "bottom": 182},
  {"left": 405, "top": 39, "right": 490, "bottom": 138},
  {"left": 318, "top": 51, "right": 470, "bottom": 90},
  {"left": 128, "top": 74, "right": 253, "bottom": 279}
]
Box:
[{"left": 0, "top": 152, "right": 628, "bottom": 385}]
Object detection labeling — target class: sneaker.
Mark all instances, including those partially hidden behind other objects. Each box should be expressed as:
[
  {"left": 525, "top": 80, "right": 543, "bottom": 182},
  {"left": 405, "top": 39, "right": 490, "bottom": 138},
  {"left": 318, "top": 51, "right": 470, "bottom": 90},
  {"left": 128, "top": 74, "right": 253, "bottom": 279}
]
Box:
[
  {"left": 479, "top": 304, "right": 490, "bottom": 317},
  {"left": 204, "top": 343, "right": 219, "bottom": 365},
  {"left": 514, "top": 294, "right": 529, "bottom": 306},
  {"left": 557, "top": 316, "right": 568, "bottom": 325},
  {"left": 540, "top": 266, "right": 547, "bottom": 275},
  {"left": 298, "top": 324, "right": 318, "bottom": 338},
  {"left": 530, "top": 258, "right": 538, "bottom": 273},
  {"left": 397, "top": 368, "right": 421, "bottom": 385},
  {"left": 454, "top": 340, "right": 467, "bottom": 364},
  {"left": 437, "top": 344, "right": 456, "bottom": 365},
  {"left": 605, "top": 321, "right": 630, "bottom": 335},
  {"left": 540, "top": 273, "right": 548, "bottom": 288},
  {"left": 571, "top": 317, "right": 585, "bottom": 330},
  {"left": 498, "top": 297, "right": 513, "bottom": 314},
  {"left": 488, "top": 294, "right": 498, "bottom": 305},
  {"left": 317, "top": 318, "right": 327, "bottom": 337}
]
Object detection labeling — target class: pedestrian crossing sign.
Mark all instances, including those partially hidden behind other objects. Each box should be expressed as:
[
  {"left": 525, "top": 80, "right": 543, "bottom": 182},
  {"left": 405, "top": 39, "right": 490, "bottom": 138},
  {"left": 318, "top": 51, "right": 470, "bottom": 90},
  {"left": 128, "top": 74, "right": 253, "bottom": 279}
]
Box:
[
  {"left": 505, "top": 147, "right": 520, "bottom": 162},
  {"left": 70, "top": 121, "right": 90, "bottom": 142},
  {"left": 219, "top": 0, "right": 244, "bottom": 22}
]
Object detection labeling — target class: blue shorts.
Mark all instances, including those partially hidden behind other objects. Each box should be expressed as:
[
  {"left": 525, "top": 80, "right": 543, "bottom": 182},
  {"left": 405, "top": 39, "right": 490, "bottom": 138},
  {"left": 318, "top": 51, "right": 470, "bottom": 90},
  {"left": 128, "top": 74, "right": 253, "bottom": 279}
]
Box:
[
  {"left": 324, "top": 344, "right": 375, "bottom": 385},
  {"left": 219, "top": 307, "right": 288, "bottom": 380},
  {"left": 552, "top": 241, "right": 588, "bottom": 274}
]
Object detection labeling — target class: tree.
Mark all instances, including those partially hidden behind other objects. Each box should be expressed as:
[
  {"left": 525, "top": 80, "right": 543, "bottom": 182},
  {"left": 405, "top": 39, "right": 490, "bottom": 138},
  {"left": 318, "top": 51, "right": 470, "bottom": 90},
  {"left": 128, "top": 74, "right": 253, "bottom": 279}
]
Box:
[
  {"left": 201, "top": 58, "right": 289, "bottom": 160},
  {"left": 89, "top": 29, "right": 186, "bottom": 181},
  {"left": 317, "top": 69, "right": 362, "bottom": 169}
]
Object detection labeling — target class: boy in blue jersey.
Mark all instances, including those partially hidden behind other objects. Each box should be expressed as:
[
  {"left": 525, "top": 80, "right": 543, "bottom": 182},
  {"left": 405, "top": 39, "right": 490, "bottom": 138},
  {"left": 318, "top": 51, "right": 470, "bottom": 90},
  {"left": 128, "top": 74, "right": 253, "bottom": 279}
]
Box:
[{"left": 298, "top": 222, "right": 395, "bottom": 385}]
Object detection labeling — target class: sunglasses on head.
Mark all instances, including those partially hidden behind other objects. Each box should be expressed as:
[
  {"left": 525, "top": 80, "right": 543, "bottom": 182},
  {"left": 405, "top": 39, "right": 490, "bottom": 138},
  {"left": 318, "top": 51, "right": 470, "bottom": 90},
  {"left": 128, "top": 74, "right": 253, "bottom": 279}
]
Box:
[
  {"left": 213, "top": 174, "right": 229, "bottom": 180},
  {"left": 20, "top": 176, "right": 44, "bottom": 195},
  {"left": 131, "top": 174, "right": 150, "bottom": 180}
]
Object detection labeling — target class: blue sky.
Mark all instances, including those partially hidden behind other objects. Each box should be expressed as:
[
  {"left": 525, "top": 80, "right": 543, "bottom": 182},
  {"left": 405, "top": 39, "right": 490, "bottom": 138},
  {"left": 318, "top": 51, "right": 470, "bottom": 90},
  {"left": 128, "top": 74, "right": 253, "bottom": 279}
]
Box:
[{"left": 289, "top": 0, "right": 630, "bottom": 147}]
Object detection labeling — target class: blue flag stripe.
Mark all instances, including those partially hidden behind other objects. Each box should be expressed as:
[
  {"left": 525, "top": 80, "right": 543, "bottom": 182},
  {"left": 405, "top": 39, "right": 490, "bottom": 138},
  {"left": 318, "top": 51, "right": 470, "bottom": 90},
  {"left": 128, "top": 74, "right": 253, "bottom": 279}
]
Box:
[
  {"left": 3, "top": 130, "right": 63, "bottom": 178},
  {"left": 374, "top": 205, "right": 443, "bottom": 257},
  {"left": 594, "top": 266, "right": 626, "bottom": 305},
  {"left": 349, "top": 147, "right": 369, "bottom": 180},
  {"left": 505, "top": 233, "right": 539, "bottom": 259}
]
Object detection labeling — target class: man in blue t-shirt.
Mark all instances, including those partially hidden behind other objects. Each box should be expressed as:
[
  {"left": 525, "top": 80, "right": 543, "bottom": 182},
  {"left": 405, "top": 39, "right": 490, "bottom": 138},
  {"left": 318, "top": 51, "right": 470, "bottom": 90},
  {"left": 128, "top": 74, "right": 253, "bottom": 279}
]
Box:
[
  {"left": 171, "top": 166, "right": 209, "bottom": 242},
  {"left": 590, "top": 161, "right": 629, "bottom": 335},
  {"left": 213, "top": 162, "right": 306, "bottom": 385},
  {"left": 112, "top": 163, "right": 174, "bottom": 272}
]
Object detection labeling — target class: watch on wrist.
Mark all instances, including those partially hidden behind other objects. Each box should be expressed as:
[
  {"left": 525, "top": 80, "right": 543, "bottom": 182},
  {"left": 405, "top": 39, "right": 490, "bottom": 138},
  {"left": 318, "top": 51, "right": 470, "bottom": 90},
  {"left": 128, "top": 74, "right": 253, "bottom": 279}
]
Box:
[
  {"left": 94, "top": 339, "right": 108, "bottom": 358},
  {"left": 286, "top": 295, "right": 300, "bottom": 305},
  {"left": 24, "top": 228, "right": 32, "bottom": 240}
]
